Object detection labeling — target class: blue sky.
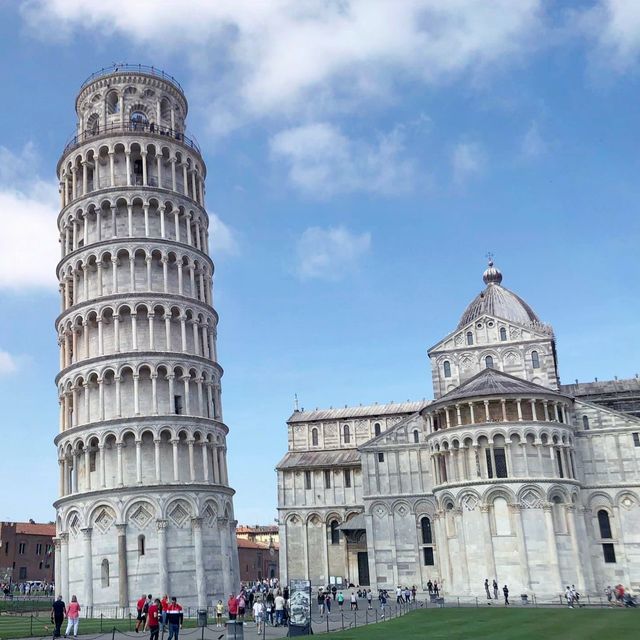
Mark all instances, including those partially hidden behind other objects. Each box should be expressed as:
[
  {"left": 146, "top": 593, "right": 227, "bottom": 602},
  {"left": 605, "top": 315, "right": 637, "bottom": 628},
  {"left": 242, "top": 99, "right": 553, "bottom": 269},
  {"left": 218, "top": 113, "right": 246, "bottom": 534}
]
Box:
[{"left": 1, "top": 0, "right": 639, "bottom": 525}]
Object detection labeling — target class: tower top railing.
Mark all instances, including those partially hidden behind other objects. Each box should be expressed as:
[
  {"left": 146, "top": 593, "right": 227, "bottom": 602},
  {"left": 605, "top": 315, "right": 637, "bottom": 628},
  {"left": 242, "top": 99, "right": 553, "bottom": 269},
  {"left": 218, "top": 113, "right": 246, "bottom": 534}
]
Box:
[
  {"left": 61, "top": 121, "right": 201, "bottom": 157},
  {"left": 79, "top": 64, "right": 184, "bottom": 93}
]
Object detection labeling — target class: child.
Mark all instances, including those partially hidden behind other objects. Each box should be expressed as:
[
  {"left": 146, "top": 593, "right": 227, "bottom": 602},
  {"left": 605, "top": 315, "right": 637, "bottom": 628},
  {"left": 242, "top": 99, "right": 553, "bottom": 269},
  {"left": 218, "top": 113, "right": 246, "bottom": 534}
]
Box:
[{"left": 215, "top": 600, "right": 224, "bottom": 628}]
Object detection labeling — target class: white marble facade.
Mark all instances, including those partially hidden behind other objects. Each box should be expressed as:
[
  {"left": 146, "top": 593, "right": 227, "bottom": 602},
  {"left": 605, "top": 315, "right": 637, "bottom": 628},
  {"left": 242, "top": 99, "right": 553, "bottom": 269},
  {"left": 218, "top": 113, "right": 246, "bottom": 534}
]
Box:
[
  {"left": 53, "top": 66, "right": 239, "bottom": 613},
  {"left": 277, "top": 261, "right": 640, "bottom": 597}
]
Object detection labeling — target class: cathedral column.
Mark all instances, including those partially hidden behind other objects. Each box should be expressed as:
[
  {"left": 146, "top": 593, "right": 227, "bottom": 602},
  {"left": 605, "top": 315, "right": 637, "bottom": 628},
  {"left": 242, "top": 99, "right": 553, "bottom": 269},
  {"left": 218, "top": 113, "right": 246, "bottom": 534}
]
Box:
[
  {"left": 84, "top": 447, "right": 91, "bottom": 490},
  {"left": 565, "top": 505, "right": 586, "bottom": 591},
  {"left": 157, "top": 520, "right": 169, "bottom": 596},
  {"left": 99, "top": 444, "right": 106, "bottom": 488},
  {"left": 455, "top": 404, "right": 462, "bottom": 426},
  {"left": 500, "top": 399, "right": 507, "bottom": 421},
  {"left": 516, "top": 398, "right": 523, "bottom": 421},
  {"left": 82, "top": 528, "right": 94, "bottom": 612},
  {"left": 530, "top": 400, "right": 538, "bottom": 421},
  {"left": 125, "top": 151, "right": 131, "bottom": 186},
  {"left": 116, "top": 443, "right": 124, "bottom": 486},
  {"left": 159, "top": 205, "right": 166, "bottom": 238},
  {"left": 192, "top": 518, "right": 207, "bottom": 608},
  {"left": 154, "top": 439, "right": 161, "bottom": 482},
  {"left": 151, "top": 373, "right": 158, "bottom": 414},
  {"left": 188, "top": 439, "right": 196, "bottom": 481},
  {"left": 201, "top": 442, "right": 210, "bottom": 482},
  {"left": 484, "top": 400, "right": 490, "bottom": 422},
  {"left": 59, "top": 532, "right": 69, "bottom": 602},
  {"left": 480, "top": 504, "right": 497, "bottom": 585},
  {"left": 116, "top": 524, "right": 129, "bottom": 610},
  {"left": 511, "top": 504, "right": 531, "bottom": 590},
  {"left": 542, "top": 503, "right": 562, "bottom": 592},
  {"left": 172, "top": 439, "right": 179, "bottom": 481},
  {"left": 135, "top": 438, "right": 142, "bottom": 484}
]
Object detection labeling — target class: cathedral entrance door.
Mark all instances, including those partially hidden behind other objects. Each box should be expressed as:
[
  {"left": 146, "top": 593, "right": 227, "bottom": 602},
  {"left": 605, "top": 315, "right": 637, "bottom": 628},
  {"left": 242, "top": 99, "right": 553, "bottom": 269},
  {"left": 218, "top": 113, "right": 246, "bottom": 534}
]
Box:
[{"left": 357, "top": 552, "right": 370, "bottom": 586}]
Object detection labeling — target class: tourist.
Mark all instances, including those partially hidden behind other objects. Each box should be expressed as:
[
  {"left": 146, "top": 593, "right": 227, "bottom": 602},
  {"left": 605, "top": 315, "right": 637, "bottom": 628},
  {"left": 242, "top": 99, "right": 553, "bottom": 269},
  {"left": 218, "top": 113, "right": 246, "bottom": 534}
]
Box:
[
  {"left": 502, "top": 585, "right": 509, "bottom": 606},
  {"left": 605, "top": 586, "right": 613, "bottom": 605},
  {"left": 274, "top": 591, "right": 285, "bottom": 626},
  {"left": 215, "top": 600, "right": 224, "bottom": 628},
  {"left": 484, "top": 579, "right": 492, "bottom": 599},
  {"left": 166, "top": 597, "right": 183, "bottom": 640},
  {"left": 427, "top": 580, "right": 433, "bottom": 595},
  {"left": 379, "top": 590, "right": 387, "bottom": 618},
  {"left": 366, "top": 589, "right": 373, "bottom": 610},
  {"left": 331, "top": 585, "right": 337, "bottom": 600},
  {"left": 565, "top": 586, "right": 574, "bottom": 608},
  {"left": 571, "top": 585, "right": 580, "bottom": 607},
  {"left": 337, "top": 591, "right": 345, "bottom": 610},
  {"left": 317, "top": 590, "right": 325, "bottom": 616},
  {"left": 145, "top": 598, "right": 161, "bottom": 640},
  {"left": 350, "top": 591, "right": 358, "bottom": 611},
  {"left": 51, "top": 595, "right": 66, "bottom": 638},
  {"left": 404, "top": 587, "right": 411, "bottom": 603},
  {"left": 396, "top": 585, "right": 403, "bottom": 604},
  {"left": 160, "top": 594, "right": 169, "bottom": 632},
  {"left": 227, "top": 593, "right": 238, "bottom": 621},
  {"left": 65, "top": 595, "right": 81, "bottom": 638},
  {"left": 411, "top": 586, "right": 417, "bottom": 602},
  {"left": 237, "top": 592, "right": 246, "bottom": 621},
  {"left": 492, "top": 579, "right": 498, "bottom": 600},
  {"left": 324, "top": 592, "right": 332, "bottom": 614},
  {"left": 135, "top": 593, "right": 148, "bottom": 633},
  {"left": 433, "top": 581, "right": 439, "bottom": 597},
  {"left": 253, "top": 598, "right": 264, "bottom": 634}
]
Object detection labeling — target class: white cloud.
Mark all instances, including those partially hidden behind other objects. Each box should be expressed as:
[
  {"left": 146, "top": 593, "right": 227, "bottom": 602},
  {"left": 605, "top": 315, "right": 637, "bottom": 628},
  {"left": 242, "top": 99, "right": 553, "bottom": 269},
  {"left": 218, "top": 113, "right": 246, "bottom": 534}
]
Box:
[
  {"left": 0, "top": 144, "right": 59, "bottom": 291},
  {"left": 579, "top": 0, "right": 640, "bottom": 72},
  {"left": 296, "top": 226, "right": 371, "bottom": 281},
  {"left": 208, "top": 211, "right": 240, "bottom": 257},
  {"left": 270, "top": 122, "right": 415, "bottom": 196},
  {"left": 0, "top": 350, "right": 19, "bottom": 375},
  {"left": 521, "top": 121, "right": 546, "bottom": 158},
  {"left": 451, "top": 141, "right": 486, "bottom": 183},
  {"left": 23, "top": 1, "right": 545, "bottom": 130}
]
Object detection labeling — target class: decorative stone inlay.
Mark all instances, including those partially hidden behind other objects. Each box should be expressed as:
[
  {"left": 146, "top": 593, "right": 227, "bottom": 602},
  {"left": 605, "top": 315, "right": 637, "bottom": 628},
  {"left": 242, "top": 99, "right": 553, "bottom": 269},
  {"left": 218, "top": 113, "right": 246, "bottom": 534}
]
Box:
[
  {"left": 462, "top": 494, "right": 478, "bottom": 511},
  {"left": 130, "top": 504, "right": 153, "bottom": 529},
  {"left": 94, "top": 507, "right": 115, "bottom": 533},
  {"left": 168, "top": 502, "right": 190, "bottom": 527}
]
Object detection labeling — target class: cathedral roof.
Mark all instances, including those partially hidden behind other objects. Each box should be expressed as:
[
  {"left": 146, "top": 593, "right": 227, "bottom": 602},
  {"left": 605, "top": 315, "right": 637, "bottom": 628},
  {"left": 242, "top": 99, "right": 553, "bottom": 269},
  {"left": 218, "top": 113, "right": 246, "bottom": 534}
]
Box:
[
  {"left": 457, "top": 260, "right": 541, "bottom": 330},
  {"left": 430, "top": 368, "right": 569, "bottom": 407},
  {"left": 276, "top": 448, "right": 361, "bottom": 470},
  {"left": 287, "top": 400, "right": 429, "bottom": 423}
]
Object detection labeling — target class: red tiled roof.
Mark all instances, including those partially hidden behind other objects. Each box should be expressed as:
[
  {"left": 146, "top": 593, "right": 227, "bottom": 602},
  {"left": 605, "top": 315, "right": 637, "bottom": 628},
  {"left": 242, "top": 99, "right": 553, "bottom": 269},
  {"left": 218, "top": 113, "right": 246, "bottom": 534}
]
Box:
[
  {"left": 236, "top": 538, "right": 279, "bottom": 550},
  {"left": 15, "top": 523, "right": 56, "bottom": 536}
]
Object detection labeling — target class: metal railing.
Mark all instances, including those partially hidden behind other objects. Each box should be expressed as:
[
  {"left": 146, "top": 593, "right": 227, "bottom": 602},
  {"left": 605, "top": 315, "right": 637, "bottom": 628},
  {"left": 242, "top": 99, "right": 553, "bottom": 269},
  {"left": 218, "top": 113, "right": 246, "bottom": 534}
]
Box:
[
  {"left": 62, "top": 121, "right": 201, "bottom": 156},
  {"left": 79, "top": 64, "right": 183, "bottom": 93}
]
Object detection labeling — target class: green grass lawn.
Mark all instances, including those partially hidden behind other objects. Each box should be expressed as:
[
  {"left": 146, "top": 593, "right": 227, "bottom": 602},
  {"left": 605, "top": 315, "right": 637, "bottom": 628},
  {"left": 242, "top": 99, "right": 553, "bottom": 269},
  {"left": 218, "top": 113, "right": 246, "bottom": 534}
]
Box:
[
  {"left": 325, "top": 607, "right": 639, "bottom": 640},
  {"left": 0, "top": 614, "right": 198, "bottom": 639}
]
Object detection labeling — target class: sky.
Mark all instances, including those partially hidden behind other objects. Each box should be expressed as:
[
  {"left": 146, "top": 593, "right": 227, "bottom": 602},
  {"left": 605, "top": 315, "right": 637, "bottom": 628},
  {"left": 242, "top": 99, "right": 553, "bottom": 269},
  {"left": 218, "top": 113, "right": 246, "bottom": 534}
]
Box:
[{"left": 1, "top": 0, "right": 640, "bottom": 526}]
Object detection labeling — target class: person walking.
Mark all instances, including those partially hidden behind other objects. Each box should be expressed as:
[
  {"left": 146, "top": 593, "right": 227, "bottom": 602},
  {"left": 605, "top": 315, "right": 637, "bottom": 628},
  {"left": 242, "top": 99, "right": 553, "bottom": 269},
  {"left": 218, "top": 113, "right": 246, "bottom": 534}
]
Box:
[
  {"left": 605, "top": 586, "right": 613, "bottom": 605},
  {"left": 51, "top": 595, "right": 66, "bottom": 638},
  {"left": 571, "top": 585, "right": 580, "bottom": 607},
  {"left": 135, "top": 594, "right": 148, "bottom": 633},
  {"left": 317, "top": 590, "right": 325, "bottom": 616},
  {"left": 502, "top": 585, "right": 509, "bottom": 606},
  {"left": 274, "top": 592, "right": 285, "bottom": 626},
  {"left": 337, "top": 591, "right": 344, "bottom": 610},
  {"left": 227, "top": 593, "right": 238, "bottom": 621},
  {"left": 350, "top": 591, "right": 358, "bottom": 611},
  {"left": 433, "top": 582, "right": 439, "bottom": 597},
  {"left": 324, "top": 592, "right": 332, "bottom": 614},
  {"left": 492, "top": 579, "right": 498, "bottom": 600},
  {"left": 565, "top": 586, "right": 574, "bottom": 608},
  {"left": 145, "top": 598, "right": 161, "bottom": 640},
  {"left": 166, "top": 597, "right": 183, "bottom": 640},
  {"left": 396, "top": 586, "right": 403, "bottom": 604},
  {"left": 64, "top": 595, "right": 81, "bottom": 638},
  {"left": 427, "top": 580, "right": 433, "bottom": 595},
  {"left": 484, "top": 579, "right": 492, "bottom": 599},
  {"left": 366, "top": 589, "right": 373, "bottom": 610},
  {"left": 253, "top": 599, "right": 264, "bottom": 634},
  {"left": 379, "top": 590, "right": 387, "bottom": 619}
]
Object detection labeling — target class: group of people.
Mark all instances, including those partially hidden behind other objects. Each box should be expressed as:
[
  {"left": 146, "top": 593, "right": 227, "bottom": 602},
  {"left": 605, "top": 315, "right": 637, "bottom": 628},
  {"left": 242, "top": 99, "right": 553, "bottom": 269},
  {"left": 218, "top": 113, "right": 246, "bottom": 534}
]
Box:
[
  {"left": 395, "top": 585, "right": 418, "bottom": 604},
  {"left": 223, "top": 584, "right": 289, "bottom": 632},
  {"left": 317, "top": 587, "right": 372, "bottom": 614},
  {"left": 604, "top": 585, "right": 636, "bottom": 607},
  {"left": 50, "top": 595, "right": 81, "bottom": 638},
  {"left": 2, "top": 581, "right": 56, "bottom": 597},
  {"left": 134, "top": 594, "right": 185, "bottom": 640}
]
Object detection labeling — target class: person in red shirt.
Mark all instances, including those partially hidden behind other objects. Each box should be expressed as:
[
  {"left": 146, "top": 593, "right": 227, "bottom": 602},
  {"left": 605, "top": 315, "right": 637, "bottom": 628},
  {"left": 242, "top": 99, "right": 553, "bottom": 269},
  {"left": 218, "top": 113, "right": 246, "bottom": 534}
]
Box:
[
  {"left": 135, "top": 594, "right": 147, "bottom": 633},
  {"left": 160, "top": 595, "right": 169, "bottom": 632},
  {"left": 145, "top": 599, "right": 161, "bottom": 640},
  {"left": 227, "top": 594, "right": 239, "bottom": 621}
]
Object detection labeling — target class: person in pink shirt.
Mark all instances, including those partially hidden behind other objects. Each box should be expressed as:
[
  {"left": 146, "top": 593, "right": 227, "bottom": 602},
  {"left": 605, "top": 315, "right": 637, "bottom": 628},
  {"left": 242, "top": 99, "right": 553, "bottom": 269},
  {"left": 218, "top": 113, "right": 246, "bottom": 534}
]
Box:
[{"left": 65, "top": 595, "right": 81, "bottom": 638}]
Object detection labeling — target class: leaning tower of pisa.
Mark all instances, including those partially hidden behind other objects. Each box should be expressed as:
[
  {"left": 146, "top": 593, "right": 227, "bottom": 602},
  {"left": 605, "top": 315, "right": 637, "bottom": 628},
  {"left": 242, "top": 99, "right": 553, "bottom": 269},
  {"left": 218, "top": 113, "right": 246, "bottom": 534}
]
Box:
[{"left": 53, "top": 65, "right": 239, "bottom": 613}]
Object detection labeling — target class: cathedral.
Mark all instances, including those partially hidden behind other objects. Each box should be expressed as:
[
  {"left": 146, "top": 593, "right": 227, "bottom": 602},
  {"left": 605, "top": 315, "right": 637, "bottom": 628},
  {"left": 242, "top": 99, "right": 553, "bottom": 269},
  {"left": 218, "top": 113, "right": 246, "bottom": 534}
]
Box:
[{"left": 277, "top": 260, "right": 640, "bottom": 598}]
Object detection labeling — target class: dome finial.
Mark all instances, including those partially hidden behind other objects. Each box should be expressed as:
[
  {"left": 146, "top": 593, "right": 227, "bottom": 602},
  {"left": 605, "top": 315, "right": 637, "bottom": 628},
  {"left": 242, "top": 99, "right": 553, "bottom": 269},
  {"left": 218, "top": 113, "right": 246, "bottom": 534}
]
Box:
[{"left": 483, "top": 253, "right": 502, "bottom": 285}]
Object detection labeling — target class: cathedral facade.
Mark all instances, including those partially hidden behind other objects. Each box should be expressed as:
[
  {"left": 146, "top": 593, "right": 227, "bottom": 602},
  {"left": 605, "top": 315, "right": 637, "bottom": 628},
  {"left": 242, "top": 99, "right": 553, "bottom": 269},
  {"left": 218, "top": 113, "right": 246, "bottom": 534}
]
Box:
[{"left": 277, "top": 261, "right": 640, "bottom": 597}]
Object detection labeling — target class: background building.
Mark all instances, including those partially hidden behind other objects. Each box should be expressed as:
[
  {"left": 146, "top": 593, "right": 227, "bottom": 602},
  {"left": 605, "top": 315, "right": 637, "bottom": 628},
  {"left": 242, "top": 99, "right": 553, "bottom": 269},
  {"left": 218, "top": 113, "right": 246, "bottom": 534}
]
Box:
[
  {"left": 0, "top": 521, "right": 55, "bottom": 584},
  {"left": 236, "top": 525, "right": 279, "bottom": 583},
  {"left": 53, "top": 64, "right": 238, "bottom": 613},
  {"left": 277, "top": 261, "right": 640, "bottom": 596}
]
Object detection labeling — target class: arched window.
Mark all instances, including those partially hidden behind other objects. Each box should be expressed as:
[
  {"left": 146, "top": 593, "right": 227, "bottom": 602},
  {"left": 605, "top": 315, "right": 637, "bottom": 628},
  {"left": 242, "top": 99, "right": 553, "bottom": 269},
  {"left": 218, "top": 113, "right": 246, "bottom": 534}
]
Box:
[
  {"left": 466, "top": 332, "right": 474, "bottom": 345},
  {"left": 87, "top": 113, "right": 99, "bottom": 136},
  {"left": 311, "top": 428, "right": 318, "bottom": 446},
  {"left": 443, "top": 361, "right": 451, "bottom": 378},
  {"left": 330, "top": 520, "right": 340, "bottom": 545},
  {"left": 582, "top": 415, "right": 589, "bottom": 430},
  {"left": 106, "top": 91, "right": 119, "bottom": 114},
  {"left": 598, "top": 510, "right": 612, "bottom": 539},
  {"left": 485, "top": 355, "right": 494, "bottom": 369},
  {"left": 531, "top": 351, "right": 540, "bottom": 369},
  {"left": 374, "top": 423, "right": 381, "bottom": 437},
  {"left": 131, "top": 111, "right": 149, "bottom": 129},
  {"left": 420, "top": 517, "right": 432, "bottom": 544},
  {"left": 413, "top": 430, "right": 419, "bottom": 443},
  {"left": 343, "top": 425, "right": 351, "bottom": 444},
  {"left": 101, "top": 559, "right": 109, "bottom": 587},
  {"left": 138, "top": 534, "right": 145, "bottom": 556},
  {"left": 499, "top": 327, "right": 507, "bottom": 341}
]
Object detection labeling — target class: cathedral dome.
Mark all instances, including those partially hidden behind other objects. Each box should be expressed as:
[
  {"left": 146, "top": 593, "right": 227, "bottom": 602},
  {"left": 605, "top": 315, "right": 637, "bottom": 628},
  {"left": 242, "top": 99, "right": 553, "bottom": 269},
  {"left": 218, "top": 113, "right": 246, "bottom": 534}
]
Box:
[{"left": 457, "top": 260, "right": 540, "bottom": 329}]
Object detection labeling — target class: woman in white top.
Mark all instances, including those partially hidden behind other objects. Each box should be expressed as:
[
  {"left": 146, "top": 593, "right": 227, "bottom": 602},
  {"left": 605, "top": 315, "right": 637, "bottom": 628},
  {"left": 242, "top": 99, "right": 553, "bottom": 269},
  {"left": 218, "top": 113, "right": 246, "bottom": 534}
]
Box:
[{"left": 253, "top": 599, "right": 265, "bottom": 633}]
